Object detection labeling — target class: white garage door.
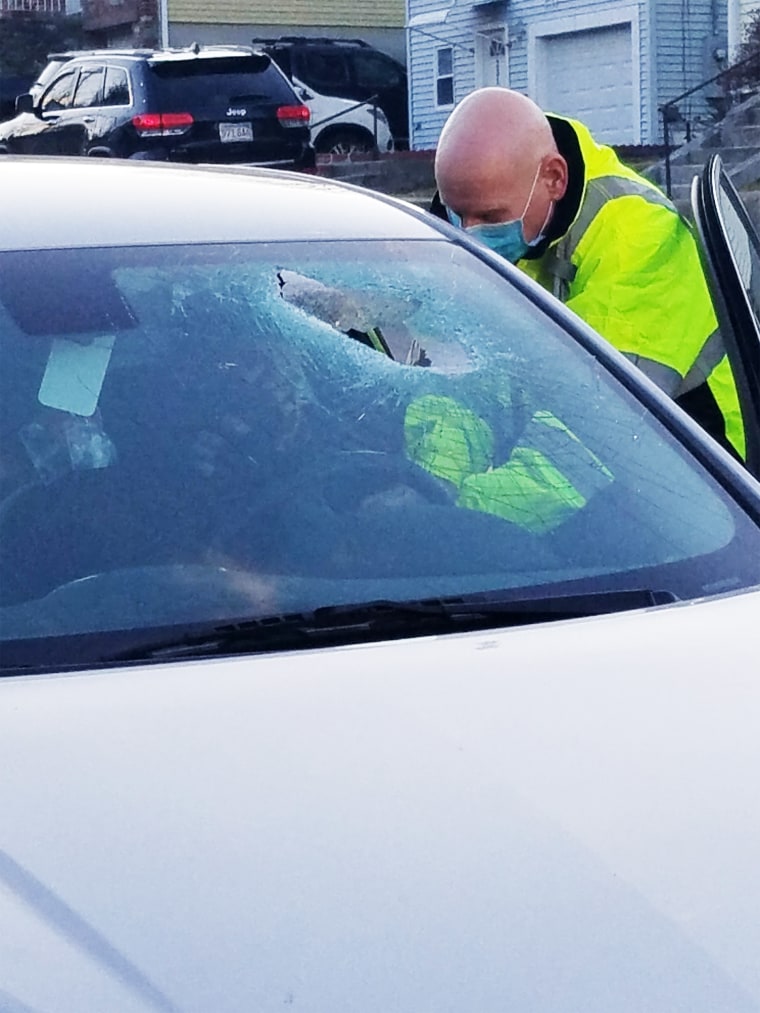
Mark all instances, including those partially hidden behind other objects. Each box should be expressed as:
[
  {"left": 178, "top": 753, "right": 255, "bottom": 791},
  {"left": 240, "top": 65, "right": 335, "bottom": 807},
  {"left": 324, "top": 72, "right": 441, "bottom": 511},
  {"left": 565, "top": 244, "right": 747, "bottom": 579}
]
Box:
[{"left": 535, "top": 23, "right": 635, "bottom": 144}]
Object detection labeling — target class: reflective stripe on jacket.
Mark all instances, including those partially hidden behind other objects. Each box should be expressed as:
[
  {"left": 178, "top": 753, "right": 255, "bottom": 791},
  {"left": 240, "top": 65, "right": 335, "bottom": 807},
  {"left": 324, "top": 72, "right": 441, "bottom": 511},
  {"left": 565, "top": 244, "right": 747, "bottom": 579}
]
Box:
[{"left": 519, "top": 116, "right": 745, "bottom": 459}]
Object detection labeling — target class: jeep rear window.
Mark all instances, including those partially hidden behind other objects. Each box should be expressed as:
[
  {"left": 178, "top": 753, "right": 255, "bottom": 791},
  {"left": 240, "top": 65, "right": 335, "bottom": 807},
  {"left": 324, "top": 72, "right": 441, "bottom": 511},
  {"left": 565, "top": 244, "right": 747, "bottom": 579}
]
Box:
[
  {"left": 148, "top": 57, "right": 296, "bottom": 106},
  {"left": 268, "top": 50, "right": 292, "bottom": 78}
]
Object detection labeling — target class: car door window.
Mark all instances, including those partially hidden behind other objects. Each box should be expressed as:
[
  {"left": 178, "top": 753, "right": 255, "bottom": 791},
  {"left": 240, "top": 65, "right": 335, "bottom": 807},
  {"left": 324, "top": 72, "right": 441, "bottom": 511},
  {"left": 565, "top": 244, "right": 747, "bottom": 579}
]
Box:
[
  {"left": 72, "top": 65, "right": 104, "bottom": 109},
  {"left": 693, "top": 153, "right": 760, "bottom": 478},
  {"left": 41, "top": 69, "right": 78, "bottom": 113},
  {"left": 102, "top": 66, "right": 130, "bottom": 107},
  {"left": 301, "top": 51, "right": 351, "bottom": 90},
  {"left": 353, "top": 51, "right": 404, "bottom": 89}
]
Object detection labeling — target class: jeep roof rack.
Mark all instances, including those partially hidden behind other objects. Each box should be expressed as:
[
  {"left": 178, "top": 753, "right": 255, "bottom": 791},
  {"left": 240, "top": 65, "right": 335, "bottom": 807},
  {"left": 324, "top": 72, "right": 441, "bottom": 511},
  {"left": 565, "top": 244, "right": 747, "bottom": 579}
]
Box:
[
  {"left": 45, "top": 48, "right": 156, "bottom": 60},
  {"left": 46, "top": 44, "right": 259, "bottom": 62},
  {"left": 251, "top": 37, "right": 372, "bottom": 48}
]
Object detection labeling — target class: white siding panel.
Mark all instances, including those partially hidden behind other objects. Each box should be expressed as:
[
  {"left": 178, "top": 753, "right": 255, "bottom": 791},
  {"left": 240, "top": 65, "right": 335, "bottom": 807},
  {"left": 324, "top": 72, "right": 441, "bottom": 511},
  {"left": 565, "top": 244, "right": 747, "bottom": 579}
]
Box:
[
  {"left": 407, "top": 0, "right": 478, "bottom": 148},
  {"left": 654, "top": 0, "right": 729, "bottom": 143}
]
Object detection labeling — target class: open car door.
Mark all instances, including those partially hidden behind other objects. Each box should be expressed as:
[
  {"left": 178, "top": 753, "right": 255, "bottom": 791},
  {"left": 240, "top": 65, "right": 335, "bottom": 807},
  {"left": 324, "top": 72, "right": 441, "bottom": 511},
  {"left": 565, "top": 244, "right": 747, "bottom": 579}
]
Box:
[{"left": 692, "top": 153, "right": 760, "bottom": 478}]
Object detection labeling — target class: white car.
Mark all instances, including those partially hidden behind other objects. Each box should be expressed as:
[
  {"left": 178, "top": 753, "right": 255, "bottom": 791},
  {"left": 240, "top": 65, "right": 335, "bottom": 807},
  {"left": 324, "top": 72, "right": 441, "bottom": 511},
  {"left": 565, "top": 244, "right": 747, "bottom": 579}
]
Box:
[
  {"left": 293, "top": 74, "right": 394, "bottom": 155},
  {"left": 1, "top": 154, "right": 759, "bottom": 1011}
]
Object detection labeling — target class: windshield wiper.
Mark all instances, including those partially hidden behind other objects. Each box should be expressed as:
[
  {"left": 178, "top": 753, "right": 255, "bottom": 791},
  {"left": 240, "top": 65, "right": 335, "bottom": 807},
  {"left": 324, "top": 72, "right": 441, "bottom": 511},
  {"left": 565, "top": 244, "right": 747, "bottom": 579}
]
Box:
[{"left": 109, "top": 587, "right": 676, "bottom": 663}]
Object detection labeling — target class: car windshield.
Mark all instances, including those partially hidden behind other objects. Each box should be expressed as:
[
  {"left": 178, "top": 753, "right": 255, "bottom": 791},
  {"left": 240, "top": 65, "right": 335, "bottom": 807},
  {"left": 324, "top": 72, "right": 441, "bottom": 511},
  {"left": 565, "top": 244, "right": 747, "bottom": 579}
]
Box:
[{"left": 1, "top": 238, "right": 759, "bottom": 665}]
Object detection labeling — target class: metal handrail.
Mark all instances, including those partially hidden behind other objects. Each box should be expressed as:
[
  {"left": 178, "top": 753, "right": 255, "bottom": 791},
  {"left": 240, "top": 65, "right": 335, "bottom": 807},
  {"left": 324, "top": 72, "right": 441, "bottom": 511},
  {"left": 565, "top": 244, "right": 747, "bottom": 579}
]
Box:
[
  {"left": 660, "top": 48, "right": 760, "bottom": 198},
  {"left": 307, "top": 93, "right": 381, "bottom": 150}
]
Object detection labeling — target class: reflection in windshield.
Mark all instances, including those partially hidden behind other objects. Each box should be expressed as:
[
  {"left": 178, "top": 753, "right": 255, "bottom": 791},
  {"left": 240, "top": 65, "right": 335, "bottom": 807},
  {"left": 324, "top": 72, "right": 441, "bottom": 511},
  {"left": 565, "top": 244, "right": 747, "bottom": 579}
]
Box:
[{"left": 1, "top": 239, "right": 759, "bottom": 651}]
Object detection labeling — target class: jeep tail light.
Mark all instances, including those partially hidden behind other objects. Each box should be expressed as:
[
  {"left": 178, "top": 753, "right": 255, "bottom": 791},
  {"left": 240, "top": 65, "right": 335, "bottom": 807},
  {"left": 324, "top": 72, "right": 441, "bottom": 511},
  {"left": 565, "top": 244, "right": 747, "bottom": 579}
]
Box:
[
  {"left": 277, "top": 104, "right": 310, "bottom": 128},
  {"left": 132, "top": 112, "right": 194, "bottom": 136}
]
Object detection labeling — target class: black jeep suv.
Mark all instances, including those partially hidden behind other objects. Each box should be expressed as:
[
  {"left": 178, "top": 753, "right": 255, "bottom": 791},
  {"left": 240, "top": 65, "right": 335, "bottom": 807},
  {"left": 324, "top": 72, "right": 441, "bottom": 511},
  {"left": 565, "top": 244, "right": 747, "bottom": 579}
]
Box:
[
  {"left": 252, "top": 37, "right": 408, "bottom": 149},
  {"left": 0, "top": 45, "right": 316, "bottom": 170}
]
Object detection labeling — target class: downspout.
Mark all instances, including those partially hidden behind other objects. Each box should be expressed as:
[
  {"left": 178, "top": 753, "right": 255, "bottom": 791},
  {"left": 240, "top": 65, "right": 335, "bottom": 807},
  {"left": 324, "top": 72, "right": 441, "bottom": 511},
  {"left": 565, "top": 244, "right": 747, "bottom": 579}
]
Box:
[
  {"left": 158, "top": 0, "right": 170, "bottom": 49},
  {"left": 648, "top": 0, "right": 658, "bottom": 144},
  {"left": 728, "top": 0, "right": 741, "bottom": 62},
  {"left": 405, "top": 0, "right": 414, "bottom": 150}
]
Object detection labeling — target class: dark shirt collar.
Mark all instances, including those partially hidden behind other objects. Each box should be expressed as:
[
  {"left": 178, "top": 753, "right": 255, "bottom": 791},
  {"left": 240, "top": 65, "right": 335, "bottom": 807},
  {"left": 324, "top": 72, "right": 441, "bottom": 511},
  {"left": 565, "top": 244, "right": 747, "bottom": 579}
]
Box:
[{"left": 522, "top": 114, "right": 585, "bottom": 259}]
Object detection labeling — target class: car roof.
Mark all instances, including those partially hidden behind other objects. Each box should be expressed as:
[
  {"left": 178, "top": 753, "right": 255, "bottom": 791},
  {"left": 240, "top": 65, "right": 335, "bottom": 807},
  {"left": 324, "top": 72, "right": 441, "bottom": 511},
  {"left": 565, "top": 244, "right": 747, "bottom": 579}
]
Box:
[
  {"left": 253, "top": 37, "right": 373, "bottom": 49},
  {"left": 253, "top": 37, "right": 405, "bottom": 66},
  {"left": 45, "top": 48, "right": 155, "bottom": 60},
  {"left": 42, "top": 44, "right": 265, "bottom": 67},
  {"left": 0, "top": 157, "right": 441, "bottom": 251},
  {"left": 146, "top": 44, "right": 267, "bottom": 65}
]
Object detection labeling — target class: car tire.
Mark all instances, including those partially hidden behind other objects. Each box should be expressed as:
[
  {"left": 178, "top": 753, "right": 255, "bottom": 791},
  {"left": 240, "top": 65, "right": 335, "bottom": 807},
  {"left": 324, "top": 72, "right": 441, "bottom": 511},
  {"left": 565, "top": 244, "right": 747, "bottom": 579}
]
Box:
[
  {"left": 314, "top": 127, "right": 378, "bottom": 157},
  {"left": 86, "top": 147, "right": 115, "bottom": 158}
]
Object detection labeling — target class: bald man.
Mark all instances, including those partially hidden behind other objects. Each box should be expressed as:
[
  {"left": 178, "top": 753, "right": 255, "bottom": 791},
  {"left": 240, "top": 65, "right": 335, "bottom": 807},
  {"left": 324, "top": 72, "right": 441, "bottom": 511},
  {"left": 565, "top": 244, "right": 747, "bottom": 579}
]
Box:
[{"left": 431, "top": 88, "right": 744, "bottom": 462}]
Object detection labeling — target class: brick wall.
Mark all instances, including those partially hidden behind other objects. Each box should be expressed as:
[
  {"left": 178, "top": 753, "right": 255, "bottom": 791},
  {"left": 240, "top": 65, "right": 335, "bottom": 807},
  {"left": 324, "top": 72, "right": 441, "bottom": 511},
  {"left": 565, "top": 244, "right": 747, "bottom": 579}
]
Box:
[
  {"left": 81, "top": 0, "right": 155, "bottom": 31},
  {"left": 316, "top": 148, "right": 436, "bottom": 197}
]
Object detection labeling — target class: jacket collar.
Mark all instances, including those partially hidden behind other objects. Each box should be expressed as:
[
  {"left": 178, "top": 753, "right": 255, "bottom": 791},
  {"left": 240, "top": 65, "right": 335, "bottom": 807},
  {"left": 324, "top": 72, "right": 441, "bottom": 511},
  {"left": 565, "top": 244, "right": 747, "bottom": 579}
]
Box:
[{"left": 522, "top": 114, "right": 585, "bottom": 259}]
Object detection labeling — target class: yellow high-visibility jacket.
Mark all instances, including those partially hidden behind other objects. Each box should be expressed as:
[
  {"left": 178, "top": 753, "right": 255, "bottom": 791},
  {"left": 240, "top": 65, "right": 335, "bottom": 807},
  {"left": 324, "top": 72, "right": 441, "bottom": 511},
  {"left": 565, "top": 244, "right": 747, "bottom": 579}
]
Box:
[
  {"left": 404, "top": 395, "right": 614, "bottom": 534},
  {"left": 519, "top": 115, "right": 744, "bottom": 459}
]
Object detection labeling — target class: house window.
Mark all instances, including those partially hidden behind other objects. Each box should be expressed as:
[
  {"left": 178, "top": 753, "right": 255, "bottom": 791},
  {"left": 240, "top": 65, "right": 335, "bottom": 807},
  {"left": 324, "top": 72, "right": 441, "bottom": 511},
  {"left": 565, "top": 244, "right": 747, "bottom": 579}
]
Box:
[{"left": 436, "top": 47, "right": 454, "bottom": 106}]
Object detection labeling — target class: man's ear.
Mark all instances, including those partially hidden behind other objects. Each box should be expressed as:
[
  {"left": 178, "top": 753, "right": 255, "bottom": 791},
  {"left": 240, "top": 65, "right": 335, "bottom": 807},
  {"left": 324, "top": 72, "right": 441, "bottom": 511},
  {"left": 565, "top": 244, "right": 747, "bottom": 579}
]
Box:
[{"left": 543, "top": 154, "right": 568, "bottom": 200}]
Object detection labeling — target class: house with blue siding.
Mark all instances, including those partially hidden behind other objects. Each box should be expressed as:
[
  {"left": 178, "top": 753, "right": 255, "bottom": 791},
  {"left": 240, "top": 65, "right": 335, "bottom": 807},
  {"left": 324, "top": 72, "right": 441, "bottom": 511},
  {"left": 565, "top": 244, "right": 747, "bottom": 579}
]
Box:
[
  {"left": 166, "top": 0, "right": 407, "bottom": 65},
  {"left": 406, "top": 0, "right": 730, "bottom": 148}
]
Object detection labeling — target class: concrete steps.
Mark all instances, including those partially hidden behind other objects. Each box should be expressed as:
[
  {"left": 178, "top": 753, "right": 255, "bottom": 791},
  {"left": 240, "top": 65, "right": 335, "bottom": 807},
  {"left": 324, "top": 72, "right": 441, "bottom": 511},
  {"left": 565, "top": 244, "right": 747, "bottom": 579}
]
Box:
[{"left": 645, "top": 91, "right": 760, "bottom": 220}]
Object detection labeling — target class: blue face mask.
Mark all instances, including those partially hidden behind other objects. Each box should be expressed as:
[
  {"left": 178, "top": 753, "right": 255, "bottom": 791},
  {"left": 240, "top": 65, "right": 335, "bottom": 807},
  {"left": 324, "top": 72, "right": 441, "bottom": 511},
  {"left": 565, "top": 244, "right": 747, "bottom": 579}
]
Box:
[
  {"left": 445, "top": 165, "right": 551, "bottom": 264},
  {"left": 467, "top": 218, "right": 534, "bottom": 263}
]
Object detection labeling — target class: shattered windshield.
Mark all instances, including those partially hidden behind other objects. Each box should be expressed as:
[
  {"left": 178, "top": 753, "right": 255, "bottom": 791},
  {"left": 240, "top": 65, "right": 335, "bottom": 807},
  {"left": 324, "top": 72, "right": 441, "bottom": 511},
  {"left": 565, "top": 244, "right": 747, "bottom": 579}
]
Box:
[{"left": 1, "top": 239, "right": 759, "bottom": 653}]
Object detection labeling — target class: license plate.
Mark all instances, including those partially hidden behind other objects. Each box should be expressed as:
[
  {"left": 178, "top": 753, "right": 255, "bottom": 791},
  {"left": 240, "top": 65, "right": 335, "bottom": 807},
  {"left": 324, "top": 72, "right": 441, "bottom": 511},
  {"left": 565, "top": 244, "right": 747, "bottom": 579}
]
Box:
[{"left": 219, "top": 122, "right": 253, "bottom": 143}]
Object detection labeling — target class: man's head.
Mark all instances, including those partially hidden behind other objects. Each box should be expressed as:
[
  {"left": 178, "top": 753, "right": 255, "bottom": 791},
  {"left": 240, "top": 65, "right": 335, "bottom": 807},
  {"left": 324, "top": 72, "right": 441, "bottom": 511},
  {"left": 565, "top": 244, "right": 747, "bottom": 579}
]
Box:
[{"left": 435, "top": 88, "right": 568, "bottom": 257}]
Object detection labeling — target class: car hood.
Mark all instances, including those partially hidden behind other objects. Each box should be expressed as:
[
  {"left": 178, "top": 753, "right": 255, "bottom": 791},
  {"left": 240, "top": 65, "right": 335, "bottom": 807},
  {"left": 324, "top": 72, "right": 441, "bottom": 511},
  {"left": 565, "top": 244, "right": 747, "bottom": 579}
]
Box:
[{"left": 1, "top": 589, "right": 759, "bottom": 1012}]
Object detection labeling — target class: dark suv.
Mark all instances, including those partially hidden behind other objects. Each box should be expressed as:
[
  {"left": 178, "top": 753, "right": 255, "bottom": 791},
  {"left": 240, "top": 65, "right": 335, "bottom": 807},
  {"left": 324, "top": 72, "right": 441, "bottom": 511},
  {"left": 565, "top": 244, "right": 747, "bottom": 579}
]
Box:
[
  {"left": 0, "top": 45, "right": 316, "bottom": 170},
  {"left": 252, "top": 37, "right": 408, "bottom": 149}
]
